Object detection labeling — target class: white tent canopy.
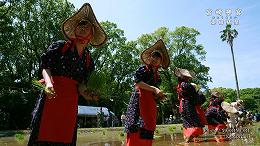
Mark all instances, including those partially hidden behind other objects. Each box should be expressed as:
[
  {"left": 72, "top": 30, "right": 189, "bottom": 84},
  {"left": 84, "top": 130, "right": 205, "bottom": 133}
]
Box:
[{"left": 78, "top": 106, "right": 114, "bottom": 117}]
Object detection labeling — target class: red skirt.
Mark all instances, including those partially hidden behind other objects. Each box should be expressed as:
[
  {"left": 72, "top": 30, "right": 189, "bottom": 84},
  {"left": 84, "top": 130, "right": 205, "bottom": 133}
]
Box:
[
  {"left": 208, "top": 124, "right": 227, "bottom": 131},
  {"left": 183, "top": 127, "right": 203, "bottom": 138},
  {"left": 37, "top": 76, "right": 78, "bottom": 143},
  {"left": 208, "top": 124, "right": 227, "bottom": 142},
  {"left": 126, "top": 132, "right": 153, "bottom": 146}
]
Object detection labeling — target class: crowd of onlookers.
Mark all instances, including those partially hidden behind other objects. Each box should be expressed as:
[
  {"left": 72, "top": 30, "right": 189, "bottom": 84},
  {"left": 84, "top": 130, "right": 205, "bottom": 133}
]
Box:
[{"left": 163, "top": 100, "right": 260, "bottom": 127}]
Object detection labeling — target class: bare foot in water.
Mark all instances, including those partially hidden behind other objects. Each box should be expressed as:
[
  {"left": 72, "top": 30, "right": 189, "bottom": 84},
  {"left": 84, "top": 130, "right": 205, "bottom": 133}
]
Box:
[{"left": 185, "top": 136, "right": 194, "bottom": 143}]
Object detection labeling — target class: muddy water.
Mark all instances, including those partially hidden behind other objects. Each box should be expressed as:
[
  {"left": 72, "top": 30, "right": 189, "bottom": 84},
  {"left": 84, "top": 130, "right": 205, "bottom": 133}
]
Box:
[{"left": 0, "top": 132, "right": 259, "bottom": 146}]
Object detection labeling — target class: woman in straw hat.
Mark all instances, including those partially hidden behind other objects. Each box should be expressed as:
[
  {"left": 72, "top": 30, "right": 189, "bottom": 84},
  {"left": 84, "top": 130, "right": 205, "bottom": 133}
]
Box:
[
  {"left": 205, "top": 91, "right": 228, "bottom": 142},
  {"left": 27, "top": 3, "right": 107, "bottom": 146},
  {"left": 222, "top": 100, "right": 242, "bottom": 129},
  {"left": 190, "top": 83, "right": 207, "bottom": 126},
  {"left": 124, "top": 39, "right": 170, "bottom": 146},
  {"left": 173, "top": 68, "right": 204, "bottom": 143},
  {"left": 231, "top": 100, "right": 246, "bottom": 128}
]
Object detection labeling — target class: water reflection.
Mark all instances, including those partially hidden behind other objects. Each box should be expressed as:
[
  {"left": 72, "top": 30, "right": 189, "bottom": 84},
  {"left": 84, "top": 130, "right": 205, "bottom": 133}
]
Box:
[{"left": 0, "top": 128, "right": 259, "bottom": 146}]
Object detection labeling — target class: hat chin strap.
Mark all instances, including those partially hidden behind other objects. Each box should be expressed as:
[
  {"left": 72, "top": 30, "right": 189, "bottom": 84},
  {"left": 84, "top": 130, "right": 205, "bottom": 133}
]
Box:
[
  {"left": 152, "top": 66, "right": 159, "bottom": 82},
  {"left": 152, "top": 65, "right": 160, "bottom": 69},
  {"left": 62, "top": 35, "right": 91, "bottom": 54},
  {"left": 74, "top": 29, "right": 93, "bottom": 44},
  {"left": 75, "top": 35, "right": 92, "bottom": 44}
]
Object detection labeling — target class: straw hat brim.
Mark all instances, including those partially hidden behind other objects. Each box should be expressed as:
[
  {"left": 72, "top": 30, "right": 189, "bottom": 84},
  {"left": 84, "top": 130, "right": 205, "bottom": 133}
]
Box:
[
  {"left": 62, "top": 3, "right": 107, "bottom": 48},
  {"left": 173, "top": 67, "right": 195, "bottom": 79},
  {"left": 141, "top": 39, "right": 170, "bottom": 69},
  {"left": 211, "top": 91, "right": 221, "bottom": 97},
  {"left": 221, "top": 101, "right": 238, "bottom": 113}
]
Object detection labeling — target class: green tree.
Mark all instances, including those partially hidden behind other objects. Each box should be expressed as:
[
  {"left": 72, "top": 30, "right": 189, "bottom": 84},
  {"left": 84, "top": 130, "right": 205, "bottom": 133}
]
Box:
[
  {"left": 81, "top": 21, "right": 140, "bottom": 117},
  {"left": 0, "top": 0, "right": 75, "bottom": 130},
  {"left": 240, "top": 88, "right": 260, "bottom": 112},
  {"left": 220, "top": 24, "right": 240, "bottom": 99}
]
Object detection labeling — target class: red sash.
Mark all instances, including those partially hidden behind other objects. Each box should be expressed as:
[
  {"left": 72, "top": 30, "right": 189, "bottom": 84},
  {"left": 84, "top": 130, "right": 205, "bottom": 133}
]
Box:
[
  {"left": 176, "top": 83, "right": 183, "bottom": 113},
  {"left": 138, "top": 88, "right": 157, "bottom": 131},
  {"left": 37, "top": 76, "right": 78, "bottom": 143}
]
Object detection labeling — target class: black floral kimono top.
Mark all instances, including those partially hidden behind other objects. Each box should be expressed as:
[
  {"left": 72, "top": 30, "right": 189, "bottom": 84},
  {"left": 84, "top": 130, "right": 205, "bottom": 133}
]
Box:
[{"left": 40, "top": 40, "right": 94, "bottom": 83}]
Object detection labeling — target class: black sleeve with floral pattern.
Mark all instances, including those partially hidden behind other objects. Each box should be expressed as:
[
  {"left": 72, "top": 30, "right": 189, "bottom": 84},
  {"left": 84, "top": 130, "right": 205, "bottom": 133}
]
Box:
[
  {"left": 40, "top": 40, "right": 94, "bottom": 82},
  {"left": 134, "top": 65, "right": 161, "bottom": 87},
  {"left": 40, "top": 40, "right": 65, "bottom": 70},
  {"left": 180, "top": 82, "right": 197, "bottom": 97}
]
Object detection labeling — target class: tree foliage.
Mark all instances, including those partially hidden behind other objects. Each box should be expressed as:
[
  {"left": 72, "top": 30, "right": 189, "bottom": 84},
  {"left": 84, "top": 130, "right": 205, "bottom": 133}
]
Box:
[
  {"left": 83, "top": 21, "right": 140, "bottom": 115},
  {"left": 220, "top": 24, "right": 240, "bottom": 99},
  {"left": 0, "top": 0, "right": 74, "bottom": 130},
  {"left": 0, "top": 1, "right": 258, "bottom": 130}
]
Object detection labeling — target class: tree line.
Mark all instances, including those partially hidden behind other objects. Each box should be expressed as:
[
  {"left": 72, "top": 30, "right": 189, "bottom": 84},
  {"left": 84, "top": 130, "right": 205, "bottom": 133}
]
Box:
[{"left": 0, "top": 0, "right": 259, "bottom": 130}]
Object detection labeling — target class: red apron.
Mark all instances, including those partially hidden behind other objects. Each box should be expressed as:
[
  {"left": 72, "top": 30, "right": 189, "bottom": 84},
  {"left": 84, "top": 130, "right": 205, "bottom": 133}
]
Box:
[
  {"left": 138, "top": 88, "right": 157, "bottom": 131},
  {"left": 126, "top": 132, "right": 153, "bottom": 146},
  {"left": 37, "top": 76, "right": 78, "bottom": 143},
  {"left": 195, "top": 105, "right": 208, "bottom": 125}
]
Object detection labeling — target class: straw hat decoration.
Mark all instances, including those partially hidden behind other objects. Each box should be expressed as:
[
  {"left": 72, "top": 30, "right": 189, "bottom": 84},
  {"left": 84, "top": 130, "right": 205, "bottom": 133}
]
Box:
[
  {"left": 141, "top": 39, "right": 170, "bottom": 69},
  {"left": 173, "top": 68, "right": 196, "bottom": 79},
  {"left": 62, "top": 3, "right": 107, "bottom": 48}
]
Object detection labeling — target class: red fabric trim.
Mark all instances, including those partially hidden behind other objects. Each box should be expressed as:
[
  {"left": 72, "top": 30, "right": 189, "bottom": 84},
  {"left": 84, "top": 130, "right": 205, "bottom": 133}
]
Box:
[
  {"left": 145, "top": 65, "right": 159, "bottom": 83},
  {"left": 179, "top": 100, "right": 183, "bottom": 113},
  {"left": 126, "top": 132, "right": 153, "bottom": 146},
  {"left": 61, "top": 39, "right": 83, "bottom": 58},
  {"left": 85, "top": 51, "right": 91, "bottom": 68},
  {"left": 138, "top": 88, "right": 157, "bottom": 131},
  {"left": 145, "top": 65, "right": 149, "bottom": 72},
  {"left": 61, "top": 40, "right": 74, "bottom": 54},
  {"left": 177, "top": 83, "right": 183, "bottom": 113},
  {"left": 152, "top": 67, "right": 159, "bottom": 83},
  {"left": 37, "top": 76, "right": 78, "bottom": 143},
  {"left": 183, "top": 127, "right": 203, "bottom": 137},
  {"left": 61, "top": 39, "right": 91, "bottom": 68}
]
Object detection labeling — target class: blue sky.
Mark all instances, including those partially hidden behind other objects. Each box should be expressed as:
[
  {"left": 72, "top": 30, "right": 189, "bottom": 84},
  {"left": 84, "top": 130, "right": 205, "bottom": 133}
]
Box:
[{"left": 68, "top": 0, "right": 260, "bottom": 89}]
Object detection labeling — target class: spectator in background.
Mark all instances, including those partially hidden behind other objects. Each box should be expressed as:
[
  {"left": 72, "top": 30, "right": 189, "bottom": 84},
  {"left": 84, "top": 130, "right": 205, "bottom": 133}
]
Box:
[
  {"left": 205, "top": 91, "right": 228, "bottom": 142},
  {"left": 121, "top": 113, "right": 126, "bottom": 126}
]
